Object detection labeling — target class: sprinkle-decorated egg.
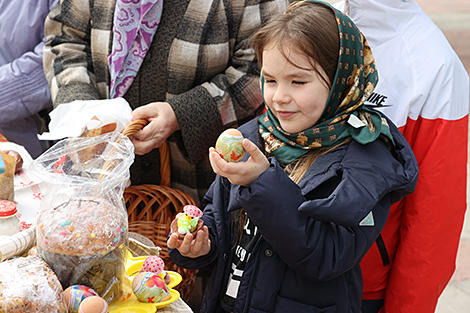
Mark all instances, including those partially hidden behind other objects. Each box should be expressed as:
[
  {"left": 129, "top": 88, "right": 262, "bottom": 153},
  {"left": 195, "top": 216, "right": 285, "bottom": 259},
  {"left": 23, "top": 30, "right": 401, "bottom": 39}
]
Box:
[
  {"left": 78, "top": 296, "right": 109, "bottom": 313},
  {"left": 177, "top": 205, "right": 203, "bottom": 234},
  {"left": 132, "top": 272, "right": 170, "bottom": 303},
  {"left": 184, "top": 205, "right": 203, "bottom": 218},
  {"left": 141, "top": 255, "right": 171, "bottom": 284},
  {"left": 142, "top": 256, "right": 165, "bottom": 275},
  {"left": 215, "top": 128, "right": 245, "bottom": 162},
  {"left": 63, "top": 285, "right": 99, "bottom": 313}
]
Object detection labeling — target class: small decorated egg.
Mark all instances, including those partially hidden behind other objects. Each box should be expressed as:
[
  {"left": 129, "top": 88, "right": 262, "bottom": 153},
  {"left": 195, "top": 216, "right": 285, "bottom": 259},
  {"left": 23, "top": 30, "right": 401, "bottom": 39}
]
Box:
[
  {"left": 142, "top": 255, "right": 165, "bottom": 275},
  {"left": 63, "top": 285, "right": 99, "bottom": 313},
  {"left": 78, "top": 296, "right": 109, "bottom": 313},
  {"left": 215, "top": 128, "right": 245, "bottom": 162},
  {"left": 177, "top": 205, "right": 203, "bottom": 234},
  {"left": 141, "top": 255, "right": 171, "bottom": 284},
  {"left": 132, "top": 272, "right": 171, "bottom": 303}
]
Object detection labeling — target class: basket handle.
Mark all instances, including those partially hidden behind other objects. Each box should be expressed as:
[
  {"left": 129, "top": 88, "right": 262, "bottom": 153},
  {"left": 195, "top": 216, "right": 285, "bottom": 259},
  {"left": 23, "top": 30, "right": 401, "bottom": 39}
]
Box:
[{"left": 121, "top": 119, "right": 171, "bottom": 187}]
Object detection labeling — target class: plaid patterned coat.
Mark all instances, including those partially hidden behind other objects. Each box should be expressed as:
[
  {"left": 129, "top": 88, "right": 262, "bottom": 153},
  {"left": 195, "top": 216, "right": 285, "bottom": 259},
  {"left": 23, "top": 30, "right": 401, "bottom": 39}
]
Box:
[{"left": 43, "top": 0, "right": 288, "bottom": 203}]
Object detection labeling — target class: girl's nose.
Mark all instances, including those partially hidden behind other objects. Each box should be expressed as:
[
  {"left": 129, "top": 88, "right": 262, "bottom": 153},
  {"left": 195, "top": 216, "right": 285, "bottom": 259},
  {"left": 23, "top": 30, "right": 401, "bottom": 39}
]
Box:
[{"left": 272, "top": 84, "right": 290, "bottom": 104}]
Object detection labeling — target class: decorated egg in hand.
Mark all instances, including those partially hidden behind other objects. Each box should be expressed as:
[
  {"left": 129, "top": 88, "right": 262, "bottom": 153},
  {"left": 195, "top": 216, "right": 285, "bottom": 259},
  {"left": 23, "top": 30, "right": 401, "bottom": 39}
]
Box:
[
  {"left": 141, "top": 255, "right": 171, "bottom": 284},
  {"left": 215, "top": 128, "right": 245, "bottom": 162},
  {"left": 177, "top": 205, "right": 203, "bottom": 234},
  {"left": 63, "top": 285, "right": 99, "bottom": 313},
  {"left": 78, "top": 296, "right": 109, "bottom": 313},
  {"left": 132, "top": 272, "right": 171, "bottom": 303}
]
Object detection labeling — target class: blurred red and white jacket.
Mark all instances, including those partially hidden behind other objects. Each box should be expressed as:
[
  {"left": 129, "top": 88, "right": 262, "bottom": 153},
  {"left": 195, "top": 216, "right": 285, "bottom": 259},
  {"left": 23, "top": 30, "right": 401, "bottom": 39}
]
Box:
[{"left": 336, "top": 0, "right": 469, "bottom": 312}]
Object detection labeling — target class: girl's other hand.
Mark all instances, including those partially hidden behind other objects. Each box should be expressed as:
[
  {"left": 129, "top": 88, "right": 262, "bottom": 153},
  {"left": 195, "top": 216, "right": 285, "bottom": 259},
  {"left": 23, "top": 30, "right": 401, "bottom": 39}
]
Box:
[
  {"left": 167, "top": 225, "right": 211, "bottom": 258},
  {"left": 209, "top": 138, "right": 270, "bottom": 186}
]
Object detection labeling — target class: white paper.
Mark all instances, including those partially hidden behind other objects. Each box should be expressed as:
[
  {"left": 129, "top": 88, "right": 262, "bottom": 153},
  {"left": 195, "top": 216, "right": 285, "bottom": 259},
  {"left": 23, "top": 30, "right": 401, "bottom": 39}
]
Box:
[
  {"left": 0, "top": 227, "right": 36, "bottom": 261},
  {"left": 38, "top": 97, "right": 133, "bottom": 140},
  {"left": 348, "top": 114, "right": 366, "bottom": 128}
]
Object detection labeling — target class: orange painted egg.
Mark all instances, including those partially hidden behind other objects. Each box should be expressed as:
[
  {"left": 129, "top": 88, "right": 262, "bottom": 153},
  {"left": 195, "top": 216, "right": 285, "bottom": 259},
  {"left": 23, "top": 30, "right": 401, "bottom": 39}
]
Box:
[{"left": 215, "top": 128, "right": 245, "bottom": 162}]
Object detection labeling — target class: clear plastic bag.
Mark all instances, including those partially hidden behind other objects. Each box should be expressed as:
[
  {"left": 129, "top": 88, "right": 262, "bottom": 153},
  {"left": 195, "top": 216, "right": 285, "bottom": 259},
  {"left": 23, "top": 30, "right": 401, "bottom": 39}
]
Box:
[
  {"left": 30, "top": 132, "right": 135, "bottom": 304},
  {"left": 0, "top": 255, "right": 68, "bottom": 313}
]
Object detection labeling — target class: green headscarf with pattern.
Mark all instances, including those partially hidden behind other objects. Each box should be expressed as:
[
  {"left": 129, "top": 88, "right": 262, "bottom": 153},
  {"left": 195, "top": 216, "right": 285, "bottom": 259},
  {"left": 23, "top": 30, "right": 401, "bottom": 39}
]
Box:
[{"left": 258, "top": 0, "right": 394, "bottom": 166}]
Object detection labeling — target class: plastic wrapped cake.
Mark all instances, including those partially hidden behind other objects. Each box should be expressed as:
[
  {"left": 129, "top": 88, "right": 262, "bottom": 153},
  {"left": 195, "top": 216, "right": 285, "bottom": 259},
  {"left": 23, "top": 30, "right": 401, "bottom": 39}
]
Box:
[{"left": 0, "top": 256, "right": 68, "bottom": 313}]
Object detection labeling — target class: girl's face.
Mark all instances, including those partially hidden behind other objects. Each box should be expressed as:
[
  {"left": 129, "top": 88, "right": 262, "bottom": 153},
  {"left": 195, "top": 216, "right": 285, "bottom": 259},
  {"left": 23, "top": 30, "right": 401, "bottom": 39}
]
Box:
[{"left": 261, "top": 44, "right": 331, "bottom": 134}]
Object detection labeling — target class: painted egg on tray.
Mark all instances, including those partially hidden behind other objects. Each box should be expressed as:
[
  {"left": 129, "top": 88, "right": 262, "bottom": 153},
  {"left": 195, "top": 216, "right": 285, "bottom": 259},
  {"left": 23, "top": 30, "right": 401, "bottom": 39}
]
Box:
[
  {"left": 141, "top": 255, "right": 171, "bottom": 284},
  {"left": 141, "top": 255, "right": 165, "bottom": 275},
  {"left": 78, "top": 296, "right": 109, "bottom": 313},
  {"left": 215, "top": 128, "right": 245, "bottom": 162},
  {"left": 63, "top": 285, "right": 99, "bottom": 313},
  {"left": 132, "top": 272, "right": 171, "bottom": 303}
]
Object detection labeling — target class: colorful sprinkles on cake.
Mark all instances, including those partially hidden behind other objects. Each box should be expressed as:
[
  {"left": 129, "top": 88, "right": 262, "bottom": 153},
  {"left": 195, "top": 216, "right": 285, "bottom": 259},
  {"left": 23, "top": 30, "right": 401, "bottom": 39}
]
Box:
[{"left": 37, "top": 198, "right": 129, "bottom": 255}]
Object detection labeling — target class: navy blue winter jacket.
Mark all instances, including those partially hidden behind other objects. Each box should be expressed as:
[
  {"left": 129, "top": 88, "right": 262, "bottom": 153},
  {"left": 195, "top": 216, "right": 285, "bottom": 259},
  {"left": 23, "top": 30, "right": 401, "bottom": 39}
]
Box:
[{"left": 170, "top": 117, "right": 418, "bottom": 313}]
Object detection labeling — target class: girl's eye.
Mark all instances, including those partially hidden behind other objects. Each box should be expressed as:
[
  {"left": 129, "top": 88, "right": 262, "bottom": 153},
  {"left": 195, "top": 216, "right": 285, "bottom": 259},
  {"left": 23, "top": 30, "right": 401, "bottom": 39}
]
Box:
[
  {"left": 265, "top": 79, "right": 276, "bottom": 84},
  {"left": 293, "top": 81, "right": 307, "bottom": 85}
]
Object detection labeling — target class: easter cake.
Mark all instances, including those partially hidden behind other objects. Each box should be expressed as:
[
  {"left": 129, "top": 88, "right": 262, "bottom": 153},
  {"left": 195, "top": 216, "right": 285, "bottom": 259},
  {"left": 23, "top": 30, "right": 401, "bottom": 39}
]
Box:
[
  {"left": 0, "top": 255, "right": 68, "bottom": 313},
  {"left": 36, "top": 197, "right": 128, "bottom": 304}
]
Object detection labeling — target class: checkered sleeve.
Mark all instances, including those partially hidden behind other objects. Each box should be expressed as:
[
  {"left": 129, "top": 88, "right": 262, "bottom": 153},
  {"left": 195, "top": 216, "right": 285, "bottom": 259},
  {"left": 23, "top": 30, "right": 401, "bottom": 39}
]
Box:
[
  {"left": 168, "top": 0, "right": 289, "bottom": 164},
  {"left": 43, "top": 0, "right": 114, "bottom": 107}
]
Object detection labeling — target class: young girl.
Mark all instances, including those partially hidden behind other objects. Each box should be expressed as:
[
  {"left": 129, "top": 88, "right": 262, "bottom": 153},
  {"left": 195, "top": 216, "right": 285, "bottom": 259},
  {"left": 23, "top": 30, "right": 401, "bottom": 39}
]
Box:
[{"left": 168, "top": 1, "right": 418, "bottom": 312}]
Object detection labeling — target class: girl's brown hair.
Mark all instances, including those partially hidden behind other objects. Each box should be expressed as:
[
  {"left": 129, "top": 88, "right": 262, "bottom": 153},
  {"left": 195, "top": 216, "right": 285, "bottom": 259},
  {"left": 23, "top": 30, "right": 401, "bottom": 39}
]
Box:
[
  {"left": 250, "top": 1, "right": 340, "bottom": 89},
  {"left": 232, "top": 2, "right": 343, "bottom": 245}
]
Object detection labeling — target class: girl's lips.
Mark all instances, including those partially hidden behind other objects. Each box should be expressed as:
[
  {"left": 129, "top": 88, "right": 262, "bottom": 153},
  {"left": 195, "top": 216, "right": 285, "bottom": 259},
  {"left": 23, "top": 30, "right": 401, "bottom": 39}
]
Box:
[{"left": 276, "top": 110, "right": 296, "bottom": 118}]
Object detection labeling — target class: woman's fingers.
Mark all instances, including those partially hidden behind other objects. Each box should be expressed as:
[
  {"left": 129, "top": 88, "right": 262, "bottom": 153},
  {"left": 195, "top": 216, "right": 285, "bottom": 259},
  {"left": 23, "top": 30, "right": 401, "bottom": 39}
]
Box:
[{"left": 129, "top": 102, "right": 179, "bottom": 155}]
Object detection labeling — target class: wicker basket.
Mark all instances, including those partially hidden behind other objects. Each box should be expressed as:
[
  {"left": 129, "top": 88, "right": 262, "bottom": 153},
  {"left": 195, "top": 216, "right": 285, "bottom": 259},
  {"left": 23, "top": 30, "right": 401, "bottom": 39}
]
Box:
[{"left": 121, "top": 119, "right": 199, "bottom": 302}]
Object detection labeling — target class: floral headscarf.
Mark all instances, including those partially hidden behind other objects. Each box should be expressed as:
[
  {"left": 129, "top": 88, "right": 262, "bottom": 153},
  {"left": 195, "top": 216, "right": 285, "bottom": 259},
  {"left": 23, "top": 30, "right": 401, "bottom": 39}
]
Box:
[{"left": 258, "top": 0, "right": 394, "bottom": 166}]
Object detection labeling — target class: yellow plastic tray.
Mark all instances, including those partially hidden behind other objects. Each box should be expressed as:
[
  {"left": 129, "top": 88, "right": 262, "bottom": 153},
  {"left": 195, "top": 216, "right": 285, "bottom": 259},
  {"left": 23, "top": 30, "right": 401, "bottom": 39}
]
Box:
[{"left": 109, "top": 252, "right": 183, "bottom": 313}]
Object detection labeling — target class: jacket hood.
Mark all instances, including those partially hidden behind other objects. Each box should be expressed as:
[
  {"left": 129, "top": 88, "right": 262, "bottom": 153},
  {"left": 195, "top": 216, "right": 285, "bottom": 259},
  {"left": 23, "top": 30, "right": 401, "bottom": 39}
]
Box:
[{"left": 338, "top": 0, "right": 422, "bottom": 47}]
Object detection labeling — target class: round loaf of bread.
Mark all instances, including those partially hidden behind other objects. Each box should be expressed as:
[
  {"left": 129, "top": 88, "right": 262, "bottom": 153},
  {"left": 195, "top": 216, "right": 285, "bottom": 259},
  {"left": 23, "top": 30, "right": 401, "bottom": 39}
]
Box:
[
  {"left": 0, "top": 256, "right": 68, "bottom": 312},
  {"left": 36, "top": 197, "right": 128, "bottom": 304},
  {"left": 37, "top": 197, "right": 127, "bottom": 255}
]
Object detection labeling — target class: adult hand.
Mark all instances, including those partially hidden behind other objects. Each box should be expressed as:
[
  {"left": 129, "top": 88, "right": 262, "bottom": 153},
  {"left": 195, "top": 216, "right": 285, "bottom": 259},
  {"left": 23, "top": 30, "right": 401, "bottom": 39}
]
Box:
[
  {"left": 167, "top": 223, "right": 211, "bottom": 258},
  {"left": 130, "top": 102, "right": 180, "bottom": 155},
  {"left": 209, "top": 138, "right": 270, "bottom": 187}
]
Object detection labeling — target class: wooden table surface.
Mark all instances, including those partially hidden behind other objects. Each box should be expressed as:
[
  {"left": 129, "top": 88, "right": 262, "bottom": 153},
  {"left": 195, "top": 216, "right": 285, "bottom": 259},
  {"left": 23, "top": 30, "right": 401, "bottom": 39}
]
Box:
[{"left": 0, "top": 133, "right": 7, "bottom": 142}]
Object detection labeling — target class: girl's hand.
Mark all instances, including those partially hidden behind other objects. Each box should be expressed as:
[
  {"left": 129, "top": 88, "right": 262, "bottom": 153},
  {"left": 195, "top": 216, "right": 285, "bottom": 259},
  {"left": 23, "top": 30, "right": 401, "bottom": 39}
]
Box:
[
  {"left": 209, "top": 138, "right": 270, "bottom": 187},
  {"left": 130, "top": 102, "right": 180, "bottom": 155},
  {"left": 167, "top": 222, "right": 211, "bottom": 258}
]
